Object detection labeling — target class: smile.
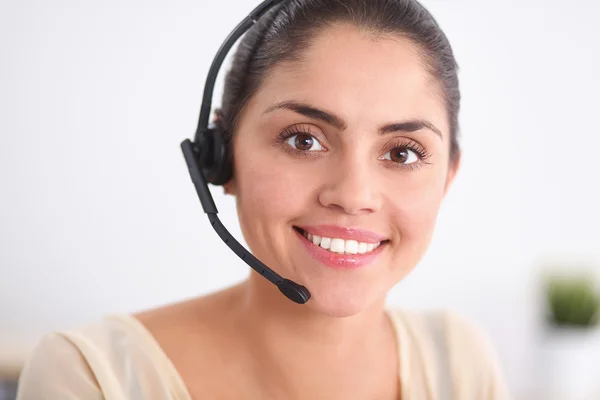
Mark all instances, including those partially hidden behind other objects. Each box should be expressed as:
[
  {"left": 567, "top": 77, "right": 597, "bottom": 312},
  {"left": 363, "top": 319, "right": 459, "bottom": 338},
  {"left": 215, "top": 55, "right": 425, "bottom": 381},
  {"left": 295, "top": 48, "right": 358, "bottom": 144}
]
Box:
[
  {"left": 293, "top": 226, "right": 389, "bottom": 269},
  {"left": 298, "top": 229, "right": 383, "bottom": 255}
]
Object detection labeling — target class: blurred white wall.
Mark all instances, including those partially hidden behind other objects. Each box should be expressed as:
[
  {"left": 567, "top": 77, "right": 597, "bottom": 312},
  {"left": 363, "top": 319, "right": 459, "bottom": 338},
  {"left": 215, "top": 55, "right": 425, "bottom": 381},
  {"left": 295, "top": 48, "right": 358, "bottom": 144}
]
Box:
[{"left": 1, "top": 0, "right": 599, "bottom": 396}]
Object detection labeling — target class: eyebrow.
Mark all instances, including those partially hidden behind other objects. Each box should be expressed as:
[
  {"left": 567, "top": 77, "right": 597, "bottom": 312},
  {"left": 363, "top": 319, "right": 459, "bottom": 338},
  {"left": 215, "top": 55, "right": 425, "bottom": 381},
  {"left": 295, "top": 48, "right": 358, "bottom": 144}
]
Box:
[{"left": 263, "top": 100, "right": 443, "bottom": 139}]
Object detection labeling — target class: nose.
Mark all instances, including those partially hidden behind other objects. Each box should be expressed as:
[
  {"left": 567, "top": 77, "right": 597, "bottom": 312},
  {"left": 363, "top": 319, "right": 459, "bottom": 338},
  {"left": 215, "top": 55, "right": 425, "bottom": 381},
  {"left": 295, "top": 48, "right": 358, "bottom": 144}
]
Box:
[{"left": 318, "top": 152, "right": 382, "bottom": 215}]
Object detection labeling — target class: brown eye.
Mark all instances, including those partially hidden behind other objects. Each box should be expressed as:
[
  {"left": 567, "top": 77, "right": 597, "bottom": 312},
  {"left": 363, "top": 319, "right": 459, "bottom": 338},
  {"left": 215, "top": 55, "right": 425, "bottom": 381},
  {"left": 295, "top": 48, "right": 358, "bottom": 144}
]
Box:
[
  {"left": 295, "top": 134, "right": 314, "bottom": 151},
  {"left": 390, "top": 148, "right": 408, "bottom": 163},
  {"left": 382, "top": 147, "right": 418, "bottom": 164},
  {"left": 285, "top": 133, "right": 324, "bottom": 151}
]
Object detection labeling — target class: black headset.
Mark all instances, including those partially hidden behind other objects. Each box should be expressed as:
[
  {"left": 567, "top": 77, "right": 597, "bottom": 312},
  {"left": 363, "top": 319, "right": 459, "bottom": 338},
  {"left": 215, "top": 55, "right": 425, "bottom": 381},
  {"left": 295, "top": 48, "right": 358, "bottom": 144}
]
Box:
[{"left": 180, "top": 0, "right": 311, "bottom": 305}]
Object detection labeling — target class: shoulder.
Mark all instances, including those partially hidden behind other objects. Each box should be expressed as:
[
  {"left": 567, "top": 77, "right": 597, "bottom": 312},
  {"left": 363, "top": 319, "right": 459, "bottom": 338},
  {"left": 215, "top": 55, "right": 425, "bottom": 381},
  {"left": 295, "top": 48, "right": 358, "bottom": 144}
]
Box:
[
  {"left": 441, "top": 310, "right": 511, "bottom": 399},
  {"left": 17, "top": 331, "right": 102, "bottom": 399},
  {"left": 16, "top": 319, "right": 110, "bottom": 400},
  {"left": 389, "top": 308, "right": 511, "bottom": 399},
  {"left": 17, "top": 315, "right": 186, "bottom": 400},
  {"left": 389, "top": 308, "right": 500, "bottom": 363}
]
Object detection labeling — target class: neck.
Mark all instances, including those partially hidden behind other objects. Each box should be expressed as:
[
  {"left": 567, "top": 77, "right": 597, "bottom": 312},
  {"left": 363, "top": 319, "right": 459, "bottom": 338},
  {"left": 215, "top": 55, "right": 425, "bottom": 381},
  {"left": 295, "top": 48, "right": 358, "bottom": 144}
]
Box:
[
  {"left": 229, "top": 273, "right": 399, "bottom": 399},
  {"left": 239, "top": 273, "right": 390, "bottom": 343}
]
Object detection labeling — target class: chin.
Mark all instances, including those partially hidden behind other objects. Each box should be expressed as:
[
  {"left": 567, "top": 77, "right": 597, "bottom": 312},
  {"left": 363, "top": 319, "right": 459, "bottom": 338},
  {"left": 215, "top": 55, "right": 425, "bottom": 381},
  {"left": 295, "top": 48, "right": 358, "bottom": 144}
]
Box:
[{"left": 303, "top": 280, "right": 385, "bottom": 318}]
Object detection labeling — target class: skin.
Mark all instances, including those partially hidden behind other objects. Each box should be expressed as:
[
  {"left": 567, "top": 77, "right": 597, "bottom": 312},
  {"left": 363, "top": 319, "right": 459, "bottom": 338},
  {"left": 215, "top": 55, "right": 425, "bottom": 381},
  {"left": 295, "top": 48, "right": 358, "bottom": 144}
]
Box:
[{"left": 137, "top": 23, "right": 459, "bottom": 400}]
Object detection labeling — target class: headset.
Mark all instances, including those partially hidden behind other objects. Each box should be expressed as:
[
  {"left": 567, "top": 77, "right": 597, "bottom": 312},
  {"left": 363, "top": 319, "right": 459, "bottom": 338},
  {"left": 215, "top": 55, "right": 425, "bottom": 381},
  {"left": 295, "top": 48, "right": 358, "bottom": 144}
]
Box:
[{"left": 180, "top": 0, "right": 311, "bottom": 305}]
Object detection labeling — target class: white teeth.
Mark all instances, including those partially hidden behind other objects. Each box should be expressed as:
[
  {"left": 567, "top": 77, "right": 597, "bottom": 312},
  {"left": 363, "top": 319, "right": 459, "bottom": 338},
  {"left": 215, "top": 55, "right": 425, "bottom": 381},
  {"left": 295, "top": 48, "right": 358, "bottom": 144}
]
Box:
[
  {"left": 330, "top": 238, "right": 345, "bottom": 253},
  {"left": 302, "top": 230, "right": 382, "bottom": 255},
  {"left": 358, "top": 242, "right": 367, "bottom": 254},
  {"left": 312, "top": 235, "right": 321, "bottom": 245},
  {"left": 345, "top": 240, "right": 358, "bottom": 254}
]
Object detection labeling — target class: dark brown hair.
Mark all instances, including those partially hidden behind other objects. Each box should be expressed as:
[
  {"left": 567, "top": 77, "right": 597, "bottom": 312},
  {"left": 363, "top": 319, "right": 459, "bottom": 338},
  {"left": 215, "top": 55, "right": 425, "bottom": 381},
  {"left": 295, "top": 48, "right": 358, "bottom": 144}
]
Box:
[{"left": 215, "top": 0, "right": 460, "bottom": 163}]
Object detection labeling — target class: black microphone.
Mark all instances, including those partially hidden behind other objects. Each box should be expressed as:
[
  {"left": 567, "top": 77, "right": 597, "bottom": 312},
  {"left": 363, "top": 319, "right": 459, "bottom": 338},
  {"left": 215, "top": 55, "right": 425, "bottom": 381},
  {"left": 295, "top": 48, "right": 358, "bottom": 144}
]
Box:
[{"left": 180, "top": 139, "right": 311, "bottom": 305}]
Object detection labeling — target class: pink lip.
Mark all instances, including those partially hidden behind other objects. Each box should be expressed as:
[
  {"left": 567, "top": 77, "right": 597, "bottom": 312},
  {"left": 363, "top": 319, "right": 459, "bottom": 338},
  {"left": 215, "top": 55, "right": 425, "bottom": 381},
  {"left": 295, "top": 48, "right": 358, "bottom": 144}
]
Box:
[
  {"left": 294, "top": 229, "right": 385, "bottom": 270},
  {"left": 295, "top": 225, "right": 387, "bottom": 244}
]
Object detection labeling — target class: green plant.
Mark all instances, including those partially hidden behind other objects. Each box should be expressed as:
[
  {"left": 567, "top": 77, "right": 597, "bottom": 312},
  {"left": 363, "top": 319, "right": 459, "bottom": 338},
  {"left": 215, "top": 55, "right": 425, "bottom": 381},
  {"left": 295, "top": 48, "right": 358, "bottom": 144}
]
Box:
[{"left": 545, "top": 275, "right": 600, "bottom": 328}]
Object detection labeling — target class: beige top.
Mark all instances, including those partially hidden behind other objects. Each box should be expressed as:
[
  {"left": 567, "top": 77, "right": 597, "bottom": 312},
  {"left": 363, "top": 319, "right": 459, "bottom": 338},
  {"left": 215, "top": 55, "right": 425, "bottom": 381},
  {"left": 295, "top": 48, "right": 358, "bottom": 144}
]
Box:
[{"left": 16, "top": 309, "right": 511, "bottom": 400}]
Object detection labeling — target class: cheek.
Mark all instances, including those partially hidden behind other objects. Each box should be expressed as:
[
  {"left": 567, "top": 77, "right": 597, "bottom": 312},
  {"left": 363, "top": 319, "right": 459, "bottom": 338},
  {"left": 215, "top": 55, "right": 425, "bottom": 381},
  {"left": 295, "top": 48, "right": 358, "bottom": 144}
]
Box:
[
  {"left": 389, "top": 169, "right": 447, "bottom": 247},
  {"left": 232, "top": 145, "right": 316, "bottom": 257},
  {"left": 235, "top": 153, "right": 309, "bottom": 219}
]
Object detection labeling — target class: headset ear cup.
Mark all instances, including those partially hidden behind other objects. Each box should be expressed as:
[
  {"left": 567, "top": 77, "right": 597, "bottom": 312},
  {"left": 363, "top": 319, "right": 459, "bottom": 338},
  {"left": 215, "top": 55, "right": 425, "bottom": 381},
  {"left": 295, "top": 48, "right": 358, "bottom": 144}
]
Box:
[{"left": 202, "top": 128, "right": 233, "bottom": 186}]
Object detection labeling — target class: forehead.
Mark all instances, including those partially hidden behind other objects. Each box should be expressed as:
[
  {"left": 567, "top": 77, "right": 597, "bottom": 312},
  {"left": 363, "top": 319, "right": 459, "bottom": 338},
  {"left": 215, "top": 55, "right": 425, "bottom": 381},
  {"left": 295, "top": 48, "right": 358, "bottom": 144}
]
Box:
[{"left": 250, "top": 23, "right": 448, "bottom": 135}]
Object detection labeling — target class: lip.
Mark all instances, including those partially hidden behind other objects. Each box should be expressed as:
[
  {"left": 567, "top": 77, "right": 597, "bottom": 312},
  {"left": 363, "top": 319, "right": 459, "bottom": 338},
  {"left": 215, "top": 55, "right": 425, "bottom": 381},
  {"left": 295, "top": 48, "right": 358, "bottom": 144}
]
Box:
[
  {"left": 294, "top": 228, "right": 386, "bottom": 270},
  {"left": 295, "top": 224, "right": 387, "bottom": 244}
]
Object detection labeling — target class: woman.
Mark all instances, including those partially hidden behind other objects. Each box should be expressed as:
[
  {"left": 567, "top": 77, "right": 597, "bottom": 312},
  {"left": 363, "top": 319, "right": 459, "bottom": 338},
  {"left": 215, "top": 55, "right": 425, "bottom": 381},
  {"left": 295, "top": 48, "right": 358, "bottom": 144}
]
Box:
[{"left": 17, "top": 0, "right": 510, "bottom": 399}]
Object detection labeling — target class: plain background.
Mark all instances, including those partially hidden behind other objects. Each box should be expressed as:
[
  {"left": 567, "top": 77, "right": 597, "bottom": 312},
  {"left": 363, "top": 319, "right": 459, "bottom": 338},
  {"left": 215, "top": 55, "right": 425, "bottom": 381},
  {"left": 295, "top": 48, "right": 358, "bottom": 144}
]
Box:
[{"left": 1, "top": 0, "right": 599, "bottom": 396}]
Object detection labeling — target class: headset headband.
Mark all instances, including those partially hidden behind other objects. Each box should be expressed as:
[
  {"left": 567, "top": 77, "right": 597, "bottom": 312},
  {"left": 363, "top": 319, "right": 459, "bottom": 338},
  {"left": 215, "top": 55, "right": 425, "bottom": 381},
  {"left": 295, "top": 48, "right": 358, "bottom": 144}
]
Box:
[{"left": 195, "top": 0, "right": 288, "bottom": 142}]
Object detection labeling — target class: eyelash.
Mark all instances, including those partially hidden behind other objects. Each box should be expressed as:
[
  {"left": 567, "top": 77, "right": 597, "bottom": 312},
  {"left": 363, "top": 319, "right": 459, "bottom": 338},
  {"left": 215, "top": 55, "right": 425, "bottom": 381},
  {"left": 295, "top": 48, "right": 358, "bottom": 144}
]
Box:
[
  {"left": 275, "top": 126, "right": 433, "bottom": 170},
  {"left": 275, "top": 125, "right": 324, "bottom": 158},
  {"left": 383, "top": 138, "right": 433, "bottom": 171}
]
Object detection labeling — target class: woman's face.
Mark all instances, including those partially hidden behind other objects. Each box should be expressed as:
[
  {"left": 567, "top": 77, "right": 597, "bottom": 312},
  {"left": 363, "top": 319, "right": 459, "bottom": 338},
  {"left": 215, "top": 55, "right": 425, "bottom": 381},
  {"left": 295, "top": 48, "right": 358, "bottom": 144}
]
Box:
[{"left": 226, "top": 24, "right": 458, "bottom": 316}]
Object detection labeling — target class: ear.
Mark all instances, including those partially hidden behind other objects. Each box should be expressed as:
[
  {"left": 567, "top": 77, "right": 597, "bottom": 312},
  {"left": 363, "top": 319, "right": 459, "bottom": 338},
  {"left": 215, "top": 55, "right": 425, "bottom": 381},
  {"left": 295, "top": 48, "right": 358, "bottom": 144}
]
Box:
[
  {"left": 223, "top": 178, "right": 237, "bottom": 196},
  {"left": 443, "top": 152, "right": 461, "bottom": 197}
]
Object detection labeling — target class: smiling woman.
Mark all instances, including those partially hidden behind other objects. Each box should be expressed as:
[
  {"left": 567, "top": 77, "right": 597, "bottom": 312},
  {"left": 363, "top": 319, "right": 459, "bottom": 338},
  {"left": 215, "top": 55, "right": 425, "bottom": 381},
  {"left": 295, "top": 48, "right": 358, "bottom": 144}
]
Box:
[
  {"left": 16, "top": 1, "right": 510, "bottom": 399},
  {"left": 224, "top": 21, "right": 456, "bottom": 317}
]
